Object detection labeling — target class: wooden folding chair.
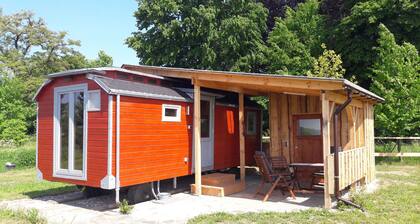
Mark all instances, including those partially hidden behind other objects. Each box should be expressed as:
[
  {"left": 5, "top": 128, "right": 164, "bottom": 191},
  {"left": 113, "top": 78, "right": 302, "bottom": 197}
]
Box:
[
  {"left": 254, "top": 151, "right": 296, "bottom": 201},
  {"left": 270, "top": 155, "right": 298, "bottom": 189}
]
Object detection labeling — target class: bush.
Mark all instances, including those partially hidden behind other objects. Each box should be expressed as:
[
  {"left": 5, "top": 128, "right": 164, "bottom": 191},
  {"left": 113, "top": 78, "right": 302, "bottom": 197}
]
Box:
[
  {"left": 0, "top": 119, "right": 28, "bottom": 145},
  {"left": 0, "top": 140, "right": 35, "bottom": 171},
  {"left": 118, "top": 199, "right": 133, "bottom": 214}
]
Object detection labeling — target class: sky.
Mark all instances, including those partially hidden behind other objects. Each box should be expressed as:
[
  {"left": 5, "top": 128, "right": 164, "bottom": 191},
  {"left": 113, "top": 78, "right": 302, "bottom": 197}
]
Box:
[{"left": 1, "top": 0, "right": 139, "bottom": 67}]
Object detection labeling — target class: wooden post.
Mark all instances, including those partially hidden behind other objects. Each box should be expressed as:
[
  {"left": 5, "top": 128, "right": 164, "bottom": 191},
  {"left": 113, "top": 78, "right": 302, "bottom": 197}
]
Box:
[
  {"left": 269, "top": 93, "right": 280, "bottom": 157},
  {"left": 321, "top": 92, "right": 332, "bottom": 208},
  {"left": 239, "top": 92, "right": 246, "bottom": 184},
  {"left": 194, "top": 81, "right": 202, "bottom": 195}
]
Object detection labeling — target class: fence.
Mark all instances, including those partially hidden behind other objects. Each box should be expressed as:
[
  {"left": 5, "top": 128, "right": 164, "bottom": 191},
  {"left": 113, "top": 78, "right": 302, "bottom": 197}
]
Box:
[
  {"left": 338, "top": 147, "right": 368, "bottom": 190},
  {"left": 375, "top": 137, "right": 420, "bottom": 157}
]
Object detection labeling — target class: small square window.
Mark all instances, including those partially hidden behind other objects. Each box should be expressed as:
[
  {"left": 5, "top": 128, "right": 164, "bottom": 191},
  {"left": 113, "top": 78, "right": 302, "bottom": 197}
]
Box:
[
  {"left": 162, "top": 104, "right": 181, "bottom": 122},
  {"left": 246, "top": 111, "right": 257, "bottom": 135},
  {"left": 87, "top": 90, "right": 101, "bottom": 111}
]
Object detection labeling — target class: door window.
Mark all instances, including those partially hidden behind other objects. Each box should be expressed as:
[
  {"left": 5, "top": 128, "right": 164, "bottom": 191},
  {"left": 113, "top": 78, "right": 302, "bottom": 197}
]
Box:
[
  {"left": 200, "top": 100, "right": 210, "bottom": 138},
  {"left": 297, "top": 118, "right": 321, "bottom": 136}
]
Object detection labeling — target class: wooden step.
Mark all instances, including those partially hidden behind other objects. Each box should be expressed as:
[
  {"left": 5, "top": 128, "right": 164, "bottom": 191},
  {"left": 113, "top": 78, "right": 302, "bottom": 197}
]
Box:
[
  {"left": 191, "top": 182, "right": 245, "bottom": 197},
  {"left": 202, "top": 173, "right": 236, "bottom": 187}
]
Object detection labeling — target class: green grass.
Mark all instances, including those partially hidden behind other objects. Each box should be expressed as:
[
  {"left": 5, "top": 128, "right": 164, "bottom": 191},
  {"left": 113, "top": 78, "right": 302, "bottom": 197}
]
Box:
[
  {"left": 188, "top": 162, "right": 420, "bottom": 224},
  {"left": 0, "top": 141, "right": 36, "bottom": 172},
  {"left": 0, "top": 168, "right": 77, "bottom": 200},
  {"left": 0, "top": 208, "right": 46, "bottom": 224},
  {"left": 375, "top": 142, "right": 420, "bottom": 153}
]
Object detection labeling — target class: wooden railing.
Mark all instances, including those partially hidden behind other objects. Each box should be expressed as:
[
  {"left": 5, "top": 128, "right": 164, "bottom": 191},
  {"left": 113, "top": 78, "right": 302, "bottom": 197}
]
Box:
[{"left": 338, "top": 147, "right": 368, "bottom": 190}]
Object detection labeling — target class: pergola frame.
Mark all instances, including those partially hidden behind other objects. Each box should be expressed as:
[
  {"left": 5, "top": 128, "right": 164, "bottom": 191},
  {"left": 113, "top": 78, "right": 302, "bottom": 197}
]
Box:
[{"left": 123, "top": 64, "right": 383, "bottom": 208}]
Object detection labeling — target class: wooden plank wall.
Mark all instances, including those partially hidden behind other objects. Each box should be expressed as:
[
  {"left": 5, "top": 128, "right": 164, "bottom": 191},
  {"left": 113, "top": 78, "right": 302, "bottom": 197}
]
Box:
[{"left": 269, "top": 93, "right": 321, "bottom": 162}]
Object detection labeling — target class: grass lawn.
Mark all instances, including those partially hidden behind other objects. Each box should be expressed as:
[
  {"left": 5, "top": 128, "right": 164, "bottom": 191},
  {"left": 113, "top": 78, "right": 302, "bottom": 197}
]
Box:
[
  {"left": 0, "top": 168, "right": 77, "bottom": 200},
  {"left": 189, "top": 162, "right": 420, "bottom": 224}
]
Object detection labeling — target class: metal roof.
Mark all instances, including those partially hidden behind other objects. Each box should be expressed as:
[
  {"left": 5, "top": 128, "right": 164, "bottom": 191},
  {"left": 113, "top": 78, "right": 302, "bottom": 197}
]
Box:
[
  {"left": 48, "top": 67, "right": 165, "bottom": 80},
  {"left": 87, "top": 75, "right": 191, "bottom": 102},
  {"left": 122, "top": 64, "right": 384, "bottom": 103}
]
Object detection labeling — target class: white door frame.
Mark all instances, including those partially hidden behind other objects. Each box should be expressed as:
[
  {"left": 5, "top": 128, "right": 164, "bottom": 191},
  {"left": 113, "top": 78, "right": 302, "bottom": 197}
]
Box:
[{"left": 192, "top": 95, "right": 215, "bottom": 172}]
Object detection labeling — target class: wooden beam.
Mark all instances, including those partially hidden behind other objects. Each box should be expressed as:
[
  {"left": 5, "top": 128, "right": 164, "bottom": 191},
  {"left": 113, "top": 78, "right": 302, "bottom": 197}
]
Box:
[
  {"left": 123, "top": 65, "right": 344, "bottom": 91},
  {"left": 321, "top": 92, "right": 333, "bottom": 209},
  {"left": 194, "top": 82, "right": 202, "bottom": 195},
  {"left": 239, "top": 92, "right": 246, "bottom": 184},
  {"left": 198, "top": 79, "right": 321, "bottom": 96},
  {"left": 325, "top": 91, "right": 363, "bottom": 108},
  {"left": 269, "top": 93, "right": 280, "bottom": 156}
]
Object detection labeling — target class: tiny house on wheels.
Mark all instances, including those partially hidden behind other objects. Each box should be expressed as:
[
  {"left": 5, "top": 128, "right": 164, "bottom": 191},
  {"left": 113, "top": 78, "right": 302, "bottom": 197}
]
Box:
[
  {"left": 34, "top": 67, "right": 262, "bottom": 202},
  {"left": 35, "top": 65, "right": 383, "bottom": 208}
]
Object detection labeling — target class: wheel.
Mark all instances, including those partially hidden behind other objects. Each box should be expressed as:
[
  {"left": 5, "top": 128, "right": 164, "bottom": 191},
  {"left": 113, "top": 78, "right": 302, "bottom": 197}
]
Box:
[{"left": 127, "top": 183, "right": 153, "bottom": 204}]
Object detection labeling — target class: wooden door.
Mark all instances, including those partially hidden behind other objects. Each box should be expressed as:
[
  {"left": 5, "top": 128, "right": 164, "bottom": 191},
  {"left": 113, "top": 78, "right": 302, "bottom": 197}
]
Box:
[
  {"left": 293, "top": 114, "right": 323, "bottom": 163},
  {"left": 292, "top": 114, "right": 323, "bottom": 186}
]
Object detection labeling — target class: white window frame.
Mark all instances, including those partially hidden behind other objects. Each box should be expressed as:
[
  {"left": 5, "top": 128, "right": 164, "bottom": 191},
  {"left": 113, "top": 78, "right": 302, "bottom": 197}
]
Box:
[
  {"left": 87, "top": 90, "right": 101, "bottom": 111},
  {"left": 246, "top": 111, "right": 257, "bottom": 135},
  {"left": 162, "top": 104, "right": 181, "bottom": 122},
  {"left": 53, "top": 84, "right": 88, "bottom": 180}
]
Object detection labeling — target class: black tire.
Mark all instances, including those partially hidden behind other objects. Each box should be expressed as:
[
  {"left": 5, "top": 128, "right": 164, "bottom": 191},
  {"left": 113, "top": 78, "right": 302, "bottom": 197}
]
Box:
[{"left": 127, "top": 183, "right": 153, "bottom": 204}]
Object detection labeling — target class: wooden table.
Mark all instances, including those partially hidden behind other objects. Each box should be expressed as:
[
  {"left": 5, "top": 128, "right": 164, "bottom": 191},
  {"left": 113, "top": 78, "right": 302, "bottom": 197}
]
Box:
[{"left": 289, "top": 163, "right": 324, "bottom": 189}]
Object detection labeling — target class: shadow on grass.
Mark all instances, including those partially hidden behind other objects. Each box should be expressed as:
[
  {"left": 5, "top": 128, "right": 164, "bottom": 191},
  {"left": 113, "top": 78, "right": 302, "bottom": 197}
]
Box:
[{"left": 23, "top": 185, "right": 78, "bottom": 199}]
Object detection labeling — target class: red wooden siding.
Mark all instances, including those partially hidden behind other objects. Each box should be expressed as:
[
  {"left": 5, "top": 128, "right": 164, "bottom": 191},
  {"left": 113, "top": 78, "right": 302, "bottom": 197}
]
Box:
[
  {"left": 118, "top": 98, "right": 261, "bottom": 187},
  {"left": 213, "top": 106, "right": 260, "bottom": 170},
  {"left": 118, "top": 97, "right": 192, "bottom": 187},
  {"left": 37, "top": 74, "right": 109, "bottom": 187}
]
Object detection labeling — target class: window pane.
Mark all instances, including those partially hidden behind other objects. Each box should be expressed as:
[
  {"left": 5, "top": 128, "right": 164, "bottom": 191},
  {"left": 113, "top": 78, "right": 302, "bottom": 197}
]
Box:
[
  {"left": 165, "top": 108, "right": 177, "bottom": 117},
  {"left": 247, "top": 112, "right": 256, "bottom": 134},
  {"left": 88, "top": 91, "right": 100, "bottom": 111},
  {"left": 298, "top": 119, "right": 321, "bottom": 136},
  {"left": 74, "top": 92, "right": 84, "bottom": 171},
  {"left": 60, "top": 94, "right": 69, "bottom": 169},
  {"left": 201, "top": 100, "right": 210, "bottom": 138}
]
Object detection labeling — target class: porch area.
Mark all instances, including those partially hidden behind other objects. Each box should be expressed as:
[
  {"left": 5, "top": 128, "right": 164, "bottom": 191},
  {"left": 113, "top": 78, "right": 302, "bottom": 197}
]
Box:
[{"left": 123, "top": 65, "right": 382, "bottom": 209}]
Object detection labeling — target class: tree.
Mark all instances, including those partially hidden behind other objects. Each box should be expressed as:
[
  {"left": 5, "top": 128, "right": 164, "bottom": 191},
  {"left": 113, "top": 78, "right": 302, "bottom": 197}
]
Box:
[
  {"left": 370, "top": 24, "right": 420, "bottom": 137},
  {"left": 0, "top": 77, "right": 32, "bottom": 144},
  {"left": 126, "top": 0, "right": 268, "bottom": 72},
  {"left": 334, "top": 0, "right": 420, "bottom": 87},
  {"left": 88, "top": 50, "right": 113, "bottom": 67},
  {"left": 0, "top": 10, "right": 113, "bottom": 141},
  {"left": 0, "top": 10, "right": 82, "bottom": 78},
  {"left": 266, "top": 0, "right": 326, "bottom": 75},
  {"left": 307, "top": 43, "right": 346, "bottom": 78}
]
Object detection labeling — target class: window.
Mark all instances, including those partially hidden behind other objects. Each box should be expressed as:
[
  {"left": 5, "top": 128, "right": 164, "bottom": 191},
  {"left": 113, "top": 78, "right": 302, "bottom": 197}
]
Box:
[
  {"left": 201, "top": 100, "right": 210, "bottom": 138},
  {"left": 53, "top": 84, "right": 87, "bottom": 180},
  {"left": 246, "top": 111, "right": 257, "bottom": 135},
  {"left": 162, "top": 104, "right": 181, "bottom": 122},
  {"left": 87, "top": 90, "right": 101, "bottom": 111},
  {"left": 297, "top": 118, "right": 321, "bottom": 136}
]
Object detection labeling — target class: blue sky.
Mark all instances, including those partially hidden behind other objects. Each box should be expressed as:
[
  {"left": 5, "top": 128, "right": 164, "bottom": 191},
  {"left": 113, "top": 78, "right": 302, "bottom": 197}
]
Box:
[{"left": 1, "top": 0, "right": 139, "bottom": 67}]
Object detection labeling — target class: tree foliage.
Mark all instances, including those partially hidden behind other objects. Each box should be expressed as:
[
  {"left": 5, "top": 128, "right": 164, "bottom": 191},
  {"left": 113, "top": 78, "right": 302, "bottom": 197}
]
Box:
[
  {"left": 266, "top": 0, "right": 326, "bottom": 75},
  {"left": 334, "top": 0, "right": 420, "bottom": 87},
  {"left": 307, "top": 44, "right": 345, "bottom": 78},
  {"left": 126, "top": 0, "right": 267, "bottom": 71},
  {"left": 0, "top": 10, "right": 113, "bottom": 143},
  {"left": 370, "top": 24, "right": 420, "bottom": 136},
  {"left": 0, "top": 78, "right": 32, "bottom": 144}
]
